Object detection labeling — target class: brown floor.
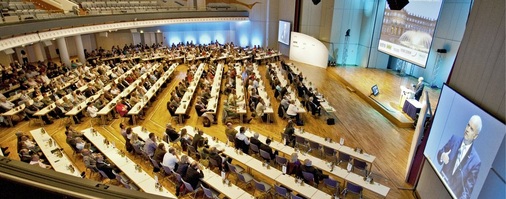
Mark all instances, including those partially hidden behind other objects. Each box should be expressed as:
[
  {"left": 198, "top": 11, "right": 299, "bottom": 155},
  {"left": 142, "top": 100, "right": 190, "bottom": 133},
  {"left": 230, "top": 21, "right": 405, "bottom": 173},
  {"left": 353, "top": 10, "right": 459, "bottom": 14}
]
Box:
[{"left": 0, "top": 60, "right": 418, "bottom": 199}]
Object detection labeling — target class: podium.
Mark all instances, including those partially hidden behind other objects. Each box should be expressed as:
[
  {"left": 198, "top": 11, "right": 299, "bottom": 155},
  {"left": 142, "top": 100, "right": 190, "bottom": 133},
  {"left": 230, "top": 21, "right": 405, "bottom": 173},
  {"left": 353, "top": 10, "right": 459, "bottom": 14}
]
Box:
[
  {"left": 399, "top": 86, "right": 414, "bottom": 108},
  {"left": 402, "top": 99, "right": 422, "bottom": 120}
]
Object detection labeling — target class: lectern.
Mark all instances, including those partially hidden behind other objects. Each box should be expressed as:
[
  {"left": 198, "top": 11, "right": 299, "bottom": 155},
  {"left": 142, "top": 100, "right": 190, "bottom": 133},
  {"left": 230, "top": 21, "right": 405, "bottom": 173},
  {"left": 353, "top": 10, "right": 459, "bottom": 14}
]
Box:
[{"left": 399, "top": 85, "right": 414, "bottom": 108}]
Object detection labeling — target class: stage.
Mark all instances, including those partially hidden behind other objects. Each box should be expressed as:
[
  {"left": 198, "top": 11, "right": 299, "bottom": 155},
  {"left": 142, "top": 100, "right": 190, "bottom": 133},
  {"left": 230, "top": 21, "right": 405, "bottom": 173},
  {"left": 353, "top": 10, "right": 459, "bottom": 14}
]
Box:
[{"left": 329, "top": 66, "right": 441, "bottom": 128}]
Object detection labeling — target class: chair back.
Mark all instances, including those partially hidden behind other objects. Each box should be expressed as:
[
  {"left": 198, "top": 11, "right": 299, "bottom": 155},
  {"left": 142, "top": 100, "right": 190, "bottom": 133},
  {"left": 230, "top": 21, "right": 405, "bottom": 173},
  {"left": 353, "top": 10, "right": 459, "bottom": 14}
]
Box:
[
  {"left": 227, "top": 162, "right": 238, "bottom": 173},
  {"left": 98, "top": 170, "right": 109, "bottom": 179},
  {"left": 353, "top": 159, "right": 367, "bottom": 170},
  {"left": 295, "top": 136, "right": 306, "bottom": 145},
  {"left": 162, "top": 164, "right": 174, "bottom": 174},
  {"left": 338, "top": 152, "right": 351, "bottom": 163},
  {"left": 346, "top": 182, "right": 363, "bottom": 194},
  {"left": 182, "top": 179, "right": 195, "bottom": 192},
  {"left": 323, "top": 177, "right": 338, "bottom": 188},
  {"left": 274, "top": 184, "right": 288, "bottom": 198},
  {"left": 238, "top": 172, "right": 248, "bottom": 183},
  {"left": 259, "top": 149, "right": 271, "bottom": 161},
  {"left": 201, "top": 184, "right": 214, "bottom": 198},
  {"left": 162, "top": 134, "right": 168, "bottom": 143},
  {"left": 249, "top": 143, "right": 260, "bottom": 154},
  {"left": 208, "top": 158, "right": 220, "bottom": 169},
  {"left": 275, "top": 155, "right": 287, "bottom": 166},
  {"left": 132, "top": 143, "right": 143, "bottom": 155},
  {"left": 173, "top": 172, "right": 182, "bottom": 183},
  {"left": 253, "top": 179, "right": 266, "bottom": 192},
  {"left": 149, "top": 158, "right": 161, "bottom": 169},
  {"left": 301, "top": 171, "right": 315, "bottom": 183},
  {"left": 309, "top": 140, "right": 320, "bottom": 150},
  {"left": 290, "top": 192, "right": 303, "bottom": 199},
  {"left": 323, "top": 145, "right": 335, "bottom": 156},
  {"left": 120, "top": 178, "right": 131, "bottom": 189}
]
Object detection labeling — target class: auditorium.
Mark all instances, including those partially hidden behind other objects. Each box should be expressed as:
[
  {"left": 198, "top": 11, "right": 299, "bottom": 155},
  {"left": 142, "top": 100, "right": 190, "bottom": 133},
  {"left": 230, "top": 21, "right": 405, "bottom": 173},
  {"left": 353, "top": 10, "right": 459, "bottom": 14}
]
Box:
[{"left": 0, "top": 0, "right": 503, "bottom": 198}]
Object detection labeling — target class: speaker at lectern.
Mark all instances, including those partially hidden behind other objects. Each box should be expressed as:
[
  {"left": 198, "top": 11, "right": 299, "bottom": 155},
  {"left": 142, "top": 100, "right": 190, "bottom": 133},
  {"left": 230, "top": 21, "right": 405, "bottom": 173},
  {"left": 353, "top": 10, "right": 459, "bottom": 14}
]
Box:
[{"left": 399, "top": 85, "right": 414, "bottom": 108}]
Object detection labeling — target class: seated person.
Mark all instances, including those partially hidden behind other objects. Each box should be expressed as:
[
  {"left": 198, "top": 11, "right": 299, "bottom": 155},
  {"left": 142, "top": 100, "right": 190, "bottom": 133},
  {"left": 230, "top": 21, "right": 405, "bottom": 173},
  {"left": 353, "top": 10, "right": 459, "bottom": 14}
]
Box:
[
  {"left": 165, "top": 123, "right": 180, "bottom": 142},
  {"left": 235, "top": 127, "right": 250, "bottom": 154},
  {"left": 96, "top": 155, "right": 119, "bottom": 179},
  {"left": 162, "top": 147, "right": 180, "bottom": 171},
  {"left": 183, "top": 161, "right": 204, "bottom": 191},
  {"left": 260, "top": 138, "right": 278, "bottom": 162},
  {"left": 300, "top": 159, "right": 328, "bottom": 184},
  {"left": 29, "top": 154, "right": 51, "bottom": 169},
  {"left": 286, "top": 100, "right": 300, "bottom": 121},
  {"left": 287, "top": 153, "right": 301, "bottom": 176},
  {"left": 130, "top": 133, "right": 145, "bottom": 152},
  {"left": 153, "top": 143, "right": 166, "bottom": 165},
  {"left": 23, "top": 100, "right": 52, "bottom": 124},
  {"left": 195, "top": 100, "right": 215, "bottom": 124},
  {"left": 283, "top": 120, "right": 296, "bottom": 146}
]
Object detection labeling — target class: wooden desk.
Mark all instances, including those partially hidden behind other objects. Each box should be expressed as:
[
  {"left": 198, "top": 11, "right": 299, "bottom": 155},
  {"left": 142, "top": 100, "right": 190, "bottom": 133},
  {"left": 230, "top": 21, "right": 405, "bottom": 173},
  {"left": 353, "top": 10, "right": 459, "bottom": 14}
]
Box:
[{"left": 29, "top": 128, "right": 82, "bottom": 177}]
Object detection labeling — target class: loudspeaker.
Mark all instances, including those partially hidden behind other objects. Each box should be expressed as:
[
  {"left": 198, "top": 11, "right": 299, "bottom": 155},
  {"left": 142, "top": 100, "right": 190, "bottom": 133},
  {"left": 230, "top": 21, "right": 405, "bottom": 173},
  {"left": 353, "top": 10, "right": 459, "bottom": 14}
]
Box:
[
  {"left": 56, "top": 48, "right": 60, "bottom": 55},
  {"left": 437, "top": 49, "right": 447, "bottom": 53},
  {"left": 312, "top": 0, "right": 321, "bottom": 5},
  {"left": 387, "top": 0, "right": 409, "bottom": 10}
]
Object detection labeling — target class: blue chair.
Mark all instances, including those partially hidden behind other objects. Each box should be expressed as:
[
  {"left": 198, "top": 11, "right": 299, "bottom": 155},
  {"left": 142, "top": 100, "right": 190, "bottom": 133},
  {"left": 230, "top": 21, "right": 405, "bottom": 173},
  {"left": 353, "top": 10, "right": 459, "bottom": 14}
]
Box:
[
  {"left": 342, "top": 182, "right": 363, "bottom": 199},
  {"left": 301, "top": 171, "right": 316, "bottom": 187},
  {"left": 181, "top": 179, "right": 200, "bottom": 198},
  {"left": 353, "top": 159, "right": 368, "bottom": 176},
  {"left": 259, "top": 149, "right": 272, "bottom": 163},
  {"left": 253, "top": 179, "right": 272, "bottom": 198},
  {"left": 290, "top": 192, "right": 303, "bottom": 199},
  {"left": 201, "top": 184, "right": 219, "bottom": 199},
  {"left": 237, "top": 172, "right": 253, "bottom": 188},
  {"left": 274, "top": 184, "right": 289, "bottom": 198},
  {"left": 323, "top": 177, "right": 340, "bottom": 196}
]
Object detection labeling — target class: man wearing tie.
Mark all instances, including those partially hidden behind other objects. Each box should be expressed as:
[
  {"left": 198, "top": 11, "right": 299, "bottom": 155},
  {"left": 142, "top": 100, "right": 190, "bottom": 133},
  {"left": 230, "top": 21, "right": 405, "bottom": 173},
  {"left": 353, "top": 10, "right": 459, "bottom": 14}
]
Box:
[{"left": 437, "top": 115, "right": 482, "bottom": 199}]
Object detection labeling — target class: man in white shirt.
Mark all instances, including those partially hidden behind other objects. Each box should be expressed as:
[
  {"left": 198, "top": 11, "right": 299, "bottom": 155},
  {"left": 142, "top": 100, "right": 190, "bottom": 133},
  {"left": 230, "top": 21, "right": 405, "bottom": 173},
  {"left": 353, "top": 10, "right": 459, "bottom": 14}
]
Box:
[
  {"left": 286, "top": 100, "right": 299, "bottom": 121},
  {"left": 87, "top": 102, "right": 98, "bottom": 118},
  {"left": 0, "top": 96, "right": 15, "bottom": 110},
  {"left": 162, "top": 147, "right": 180, "bottom": 170}
]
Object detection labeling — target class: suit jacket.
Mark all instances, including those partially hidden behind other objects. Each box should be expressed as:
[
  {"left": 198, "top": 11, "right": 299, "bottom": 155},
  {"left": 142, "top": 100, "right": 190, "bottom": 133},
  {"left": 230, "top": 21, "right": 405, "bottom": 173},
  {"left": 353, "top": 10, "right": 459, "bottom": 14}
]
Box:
[
  {"left": 437, "top": 135, "right": 481, "bottom": 199},
  {"left": 184, "top": 166, "right": 204, "bottom": 189},
  {"left": 250, "top": 137, "right": 262, "bottom": 147},
  {"left": 96, "top": 161, "right": 116, "bottom": 179},
  {"left": 260, "top": 143, "right": 276, "bottom": 160},
  {"left": 414, "top": 82, "right": 424, "bottom": 100}
]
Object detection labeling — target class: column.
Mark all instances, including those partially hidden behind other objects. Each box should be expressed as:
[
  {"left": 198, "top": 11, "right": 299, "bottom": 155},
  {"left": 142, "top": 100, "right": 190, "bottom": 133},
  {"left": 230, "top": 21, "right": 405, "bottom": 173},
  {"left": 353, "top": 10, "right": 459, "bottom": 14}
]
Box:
[
  {"left": 56, "top": 37, "right": 71, "bottom": 67},
  {"left": 74, "top": 35, "right": 86, "bottom": 64},
  {"left": 33, "top": 42, "right": 45, "bottom": 62}
]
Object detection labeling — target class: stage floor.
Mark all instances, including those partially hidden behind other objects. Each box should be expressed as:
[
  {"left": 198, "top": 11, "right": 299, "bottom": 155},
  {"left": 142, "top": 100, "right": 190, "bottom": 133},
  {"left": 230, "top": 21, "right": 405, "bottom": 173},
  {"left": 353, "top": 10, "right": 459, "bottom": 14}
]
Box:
[{"left": 329, "top": 66, "right": 441, "bottom": 127}]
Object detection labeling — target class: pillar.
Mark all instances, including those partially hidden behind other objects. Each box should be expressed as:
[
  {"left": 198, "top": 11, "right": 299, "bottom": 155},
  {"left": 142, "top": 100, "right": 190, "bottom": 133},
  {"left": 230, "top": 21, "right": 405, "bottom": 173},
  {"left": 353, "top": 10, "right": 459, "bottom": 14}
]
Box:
[
  {"left": 56, "top": 37, "right": 71, "bottom": 67},
  {"left": 74, "top": 35, "right": 86, "bottom": 64},
  {"left": 33, "top": 42, "right": 45, "bottom": 62}
]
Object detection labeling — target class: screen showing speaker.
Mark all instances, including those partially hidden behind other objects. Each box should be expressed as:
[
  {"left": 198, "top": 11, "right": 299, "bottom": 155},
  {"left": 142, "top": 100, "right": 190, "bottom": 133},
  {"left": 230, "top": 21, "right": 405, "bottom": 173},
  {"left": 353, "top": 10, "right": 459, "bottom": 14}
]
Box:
[
  {"left": 378, "top": 0, "right": 443, "bottom": 68},
  {"left": 424, "top": 85, "right": 505, "bottom": 199},
  {"left": 278, "top": 20, "right": 291, "bottom": 45}
]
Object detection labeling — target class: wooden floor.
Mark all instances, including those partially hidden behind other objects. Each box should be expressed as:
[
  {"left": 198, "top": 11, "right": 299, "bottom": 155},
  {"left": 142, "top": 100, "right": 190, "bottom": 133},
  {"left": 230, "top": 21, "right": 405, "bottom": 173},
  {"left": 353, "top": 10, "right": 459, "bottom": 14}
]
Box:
[
  {"left": 0, "top": 60, "right": 420, "bottom": 199},
  {"left": 330, "top": 66, "right": 441, "bottom": 127}
]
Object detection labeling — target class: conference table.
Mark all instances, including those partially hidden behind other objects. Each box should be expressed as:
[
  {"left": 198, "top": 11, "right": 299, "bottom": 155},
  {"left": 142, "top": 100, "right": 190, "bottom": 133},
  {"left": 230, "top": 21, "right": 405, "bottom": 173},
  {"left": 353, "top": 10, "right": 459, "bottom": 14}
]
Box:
[
  {"left": 271, "top": 63, "right": 306, "bottom": 113},
  {"left": 236, "top": 127, "right": 390, "bottom": 198},
  {"left": 97, "top": 63, "right": 160, "bottom": 124},
  {"left": 182, "top": 126, "right": 332, "bottom": 199},
  {"left": 82, "top": 128, "right": 176, "bottom": 198},
  {"left": 254, "top": 52, "right": 282, "bottom": 65},
  {"left": 132, "top": 126, "right": 255, "bottom": 199},
  {"left": 128, "top": 63, "right": 178, "bottom": 125},
  {"left": 175, "top": 63, "right": 205, "bottom": 123},
  {"left": 251, "top": 64, "right": 275, "bottom": 122},
  {"left": 205, "top": 63, "right": 224, "bottom": 114},
  {"left": 233, "top": 64, "right": 248, "bottom": 123},
  {"left": 402, "top": 99, "right": 422, "bottom": 120},
  {"left": 29, "top": 128, "right": 82, "bottom": 177},
  {"left": 286, "top": 63, "right": 336, "bottom": 114}
]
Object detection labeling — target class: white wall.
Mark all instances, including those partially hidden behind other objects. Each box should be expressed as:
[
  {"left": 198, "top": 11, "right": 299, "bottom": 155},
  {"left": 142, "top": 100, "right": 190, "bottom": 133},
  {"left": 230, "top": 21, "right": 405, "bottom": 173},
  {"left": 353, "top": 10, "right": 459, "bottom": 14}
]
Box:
[{"left": 289, "top": 32, "right": 328, "bottom": 68}]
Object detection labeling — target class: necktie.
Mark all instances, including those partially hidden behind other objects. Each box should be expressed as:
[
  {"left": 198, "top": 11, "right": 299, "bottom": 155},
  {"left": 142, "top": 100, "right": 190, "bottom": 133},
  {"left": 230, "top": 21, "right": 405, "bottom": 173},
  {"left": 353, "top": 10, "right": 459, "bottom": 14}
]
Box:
[{"left": 453, "top": 146, "right": 464, "bottom": 175}]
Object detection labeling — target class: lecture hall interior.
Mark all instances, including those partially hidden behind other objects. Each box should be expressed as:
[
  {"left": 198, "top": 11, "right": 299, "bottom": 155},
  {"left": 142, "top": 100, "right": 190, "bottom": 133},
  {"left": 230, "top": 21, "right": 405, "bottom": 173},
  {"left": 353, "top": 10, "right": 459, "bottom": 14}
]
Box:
[{"left": 0, "top": 0, "right": 503, "bottom": 199}]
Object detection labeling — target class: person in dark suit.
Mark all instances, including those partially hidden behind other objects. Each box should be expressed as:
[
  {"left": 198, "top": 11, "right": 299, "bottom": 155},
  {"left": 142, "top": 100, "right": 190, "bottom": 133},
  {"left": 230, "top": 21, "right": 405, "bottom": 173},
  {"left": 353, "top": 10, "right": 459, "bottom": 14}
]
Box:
[
  {"left": 250, "top": 132, "right": 262, "bottom": 147},
  {"left": 301, "top": 159, "right": 328, "bottom": 184},
  {"left": 96, "top": 155, "right": 117, "bottom": 179},
  {"left": 183, "top": 161, "right": 204, "bottom": 190},
  {"left": 259, "top": 138, "right": 278, "bottom": 162},
  {"left": 413, "top": 77, "right": 425, "bottom": 101},
  {"left": 437, "top": 115, "right": 482, "bottom": 199},
  {"left": 175, "top": 155, "right": 190, "bottom": 196},
  {"left": 191, "top": 130, "right": 205, "bottom": 150}
]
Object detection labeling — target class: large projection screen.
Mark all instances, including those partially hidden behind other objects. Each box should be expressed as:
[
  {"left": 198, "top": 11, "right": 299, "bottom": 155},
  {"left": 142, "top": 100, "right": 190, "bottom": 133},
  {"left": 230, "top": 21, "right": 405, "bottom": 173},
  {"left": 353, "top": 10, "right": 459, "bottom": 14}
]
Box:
[
  {"left": 378, "top": 0, "right": 443, "bottom": 67},
  {"left": 278, "top": 20, "right": 291, "bottom": 45},
  {"left": 424, "top": 85, "right": 505, "bottom": 199}
]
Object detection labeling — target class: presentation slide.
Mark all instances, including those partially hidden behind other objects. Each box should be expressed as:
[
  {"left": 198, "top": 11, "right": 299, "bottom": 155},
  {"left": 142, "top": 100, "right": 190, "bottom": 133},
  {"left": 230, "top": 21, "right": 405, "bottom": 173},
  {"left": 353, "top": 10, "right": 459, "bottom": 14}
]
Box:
[
  {"left": 378, "top": 0, "right": 443, "bottom": 67},
  {"left": 424, "top": 85, "right": 505, "bottom": 199},
  {"left": 278, "top": 20, "right": 291, "bottom": 45}
]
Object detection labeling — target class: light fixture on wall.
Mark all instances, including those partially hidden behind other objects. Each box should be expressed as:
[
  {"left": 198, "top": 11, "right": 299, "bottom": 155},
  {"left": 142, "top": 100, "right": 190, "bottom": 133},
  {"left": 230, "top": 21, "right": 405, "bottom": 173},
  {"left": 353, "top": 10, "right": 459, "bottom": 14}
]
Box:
[
  {"left": 140, "top": 30, "right": 144, "bottom": 34},
  {"left": 431, "top": 48, "right": 447, "bottom": 88},
  {"left": 157, "top": 30, "right": 161, "bottom": 33}
]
